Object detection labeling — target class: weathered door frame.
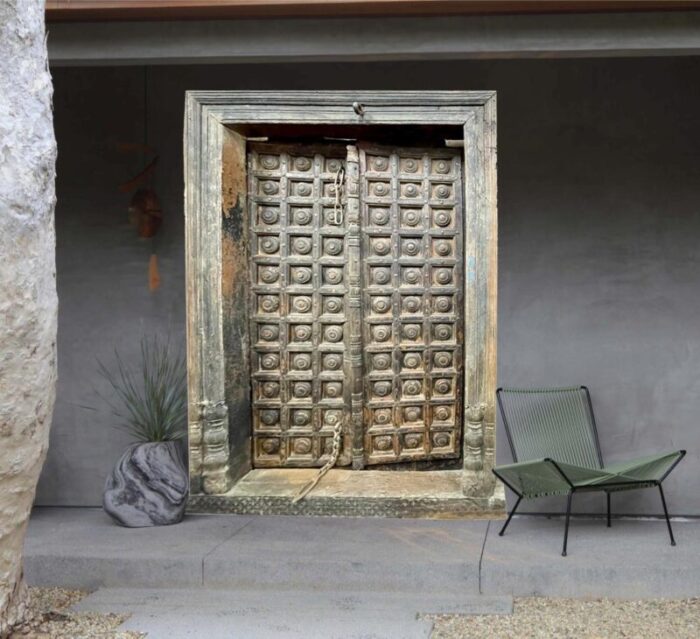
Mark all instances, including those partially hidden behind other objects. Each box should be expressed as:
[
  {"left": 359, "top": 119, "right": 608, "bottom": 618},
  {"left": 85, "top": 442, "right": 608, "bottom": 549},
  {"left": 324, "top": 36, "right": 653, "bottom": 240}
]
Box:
[{"left": 184, "top": 91, "right": 498, "bottom": 512}]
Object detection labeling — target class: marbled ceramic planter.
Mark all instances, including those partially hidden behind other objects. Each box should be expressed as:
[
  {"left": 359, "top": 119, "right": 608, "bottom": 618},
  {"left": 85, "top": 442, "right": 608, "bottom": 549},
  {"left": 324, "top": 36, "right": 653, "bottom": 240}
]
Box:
[{"left": 103, "top": 440, "right": 188, "bottom": 527}]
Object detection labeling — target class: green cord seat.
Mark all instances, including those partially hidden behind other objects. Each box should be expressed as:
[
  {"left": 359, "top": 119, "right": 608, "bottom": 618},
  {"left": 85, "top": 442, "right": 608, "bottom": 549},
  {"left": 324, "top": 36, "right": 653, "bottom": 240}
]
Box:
[{"left": 493, "top": 387, "right": 686, "bottom": 556}]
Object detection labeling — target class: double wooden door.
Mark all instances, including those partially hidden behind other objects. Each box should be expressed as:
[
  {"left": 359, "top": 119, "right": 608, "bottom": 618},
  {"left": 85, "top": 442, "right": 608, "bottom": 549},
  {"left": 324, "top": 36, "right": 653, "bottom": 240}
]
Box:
[{"left": 248, "top": 142, "right": 464, "bottom": 469}]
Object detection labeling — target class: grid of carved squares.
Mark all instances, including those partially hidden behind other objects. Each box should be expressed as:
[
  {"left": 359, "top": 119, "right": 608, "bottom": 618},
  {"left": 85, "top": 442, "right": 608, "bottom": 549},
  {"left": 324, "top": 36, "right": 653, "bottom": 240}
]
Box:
[
  {"left": 250, "top": 147, "right": 348, "bottom": 466},
  {"left": 248, "top": 144, "right": 462, "bottom": 468},
  {"left": 361, "top": 148, "right": 462, "bottom": 463}
]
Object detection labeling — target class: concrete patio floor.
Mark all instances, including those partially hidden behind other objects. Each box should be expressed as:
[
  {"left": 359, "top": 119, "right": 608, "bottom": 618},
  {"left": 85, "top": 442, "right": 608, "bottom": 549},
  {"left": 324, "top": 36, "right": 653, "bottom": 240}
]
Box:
[{"left": 24, "top": 507, "right": 700, "bottom": 638}]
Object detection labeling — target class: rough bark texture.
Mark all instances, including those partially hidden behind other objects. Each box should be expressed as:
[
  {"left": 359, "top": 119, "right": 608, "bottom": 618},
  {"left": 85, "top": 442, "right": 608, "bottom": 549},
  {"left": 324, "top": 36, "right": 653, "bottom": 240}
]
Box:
[{"left": 0, "top": 1, "right": 57, "bottom": 636}]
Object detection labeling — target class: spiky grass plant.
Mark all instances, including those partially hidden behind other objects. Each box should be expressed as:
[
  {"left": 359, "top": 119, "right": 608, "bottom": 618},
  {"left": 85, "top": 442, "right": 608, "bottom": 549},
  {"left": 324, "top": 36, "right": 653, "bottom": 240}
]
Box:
[{"left": 96, "top": 336, "right": 187, "bottom": 442}]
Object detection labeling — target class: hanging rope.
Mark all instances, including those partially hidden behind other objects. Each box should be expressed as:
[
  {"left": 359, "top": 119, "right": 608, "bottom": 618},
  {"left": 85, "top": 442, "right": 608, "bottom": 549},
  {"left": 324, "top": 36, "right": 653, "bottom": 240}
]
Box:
[{"left": 292, "top": 414, "right": 343, "bottom": 504}]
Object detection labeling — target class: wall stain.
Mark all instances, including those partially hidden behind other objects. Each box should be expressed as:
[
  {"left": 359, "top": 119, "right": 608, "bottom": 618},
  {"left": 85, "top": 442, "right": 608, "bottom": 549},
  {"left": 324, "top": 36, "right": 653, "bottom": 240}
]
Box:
[{"left": 223, "top": 195, "right": 243, "bottom": 242}]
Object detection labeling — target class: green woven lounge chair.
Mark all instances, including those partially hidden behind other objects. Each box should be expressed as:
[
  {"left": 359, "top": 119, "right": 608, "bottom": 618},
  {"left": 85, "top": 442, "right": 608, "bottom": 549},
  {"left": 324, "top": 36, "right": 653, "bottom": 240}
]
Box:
[{"left": 493, "top": 386, "right": 686, "bottom": 556}]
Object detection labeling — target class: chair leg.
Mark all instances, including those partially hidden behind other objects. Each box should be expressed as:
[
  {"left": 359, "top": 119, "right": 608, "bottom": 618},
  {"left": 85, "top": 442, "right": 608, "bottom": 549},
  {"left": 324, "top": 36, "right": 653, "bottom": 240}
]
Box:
[
  {"left": 658, "top": 483, "right": 677, "bottom": 546},
  {"left": 499, "top": 495, "right": 522, "bottom": 536},
  {"left": 562, "top": 492, "right": 573, "bottom": 557},
  {"left": 606, "top": 492, "right": 611, "bottom": 528}
]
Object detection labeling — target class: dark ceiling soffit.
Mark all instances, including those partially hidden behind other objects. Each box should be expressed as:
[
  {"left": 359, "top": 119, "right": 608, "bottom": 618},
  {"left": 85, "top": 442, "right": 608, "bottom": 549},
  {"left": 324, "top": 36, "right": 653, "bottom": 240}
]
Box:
[{"left": 45, "top": 1, "right": 700, "bottom": 23}]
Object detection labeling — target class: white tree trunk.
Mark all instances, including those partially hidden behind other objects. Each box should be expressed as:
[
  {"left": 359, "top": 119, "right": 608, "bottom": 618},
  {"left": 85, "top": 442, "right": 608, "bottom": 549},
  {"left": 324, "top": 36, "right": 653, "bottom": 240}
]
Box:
[{"left": 0, "top": 1, "right": 57, "bottom": 636}]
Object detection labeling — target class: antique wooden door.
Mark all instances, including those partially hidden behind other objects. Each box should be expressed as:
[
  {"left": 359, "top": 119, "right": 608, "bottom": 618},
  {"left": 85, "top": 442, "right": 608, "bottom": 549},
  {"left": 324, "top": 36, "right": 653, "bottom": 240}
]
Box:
[
  {"left": 248, "top": 142, "right": 464, "bottom": 469},
  {"left": 358, "top": 144, "right": 464, "bottom": 466}
]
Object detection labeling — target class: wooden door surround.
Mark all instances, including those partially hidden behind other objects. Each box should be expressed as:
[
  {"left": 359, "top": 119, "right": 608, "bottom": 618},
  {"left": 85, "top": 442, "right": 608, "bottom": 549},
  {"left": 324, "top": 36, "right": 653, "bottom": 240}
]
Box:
[{"left": 184, "top": 91, "right": 501, "bottom": 517}]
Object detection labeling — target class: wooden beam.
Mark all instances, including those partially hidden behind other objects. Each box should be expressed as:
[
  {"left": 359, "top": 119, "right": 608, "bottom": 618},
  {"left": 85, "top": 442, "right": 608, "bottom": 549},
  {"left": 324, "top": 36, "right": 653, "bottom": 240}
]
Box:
[
  {"left": 47, "top": 11, "right": 700, "bottom": 66},
  {"left": 45, "top": 0, "right": 700, "bottom": 22}
]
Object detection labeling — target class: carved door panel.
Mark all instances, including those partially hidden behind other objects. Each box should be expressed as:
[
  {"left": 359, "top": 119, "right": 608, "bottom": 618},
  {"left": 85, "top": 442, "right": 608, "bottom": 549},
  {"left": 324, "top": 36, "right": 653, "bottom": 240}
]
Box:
[
  {"left": 248, "top": 144, "right": 353, "bottom": 467},
  {"left": 359, "top": 145, "right": 464, "bottom": 465},
  {"left": 248, "top": 142, "right": 463, "bottom": 469}
]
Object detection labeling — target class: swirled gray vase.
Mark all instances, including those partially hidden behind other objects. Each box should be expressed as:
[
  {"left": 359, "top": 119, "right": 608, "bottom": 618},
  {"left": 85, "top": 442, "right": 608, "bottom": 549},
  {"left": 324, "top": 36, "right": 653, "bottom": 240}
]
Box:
[{"left": 103, "top": 441, "right": 188, "bottom": 527}]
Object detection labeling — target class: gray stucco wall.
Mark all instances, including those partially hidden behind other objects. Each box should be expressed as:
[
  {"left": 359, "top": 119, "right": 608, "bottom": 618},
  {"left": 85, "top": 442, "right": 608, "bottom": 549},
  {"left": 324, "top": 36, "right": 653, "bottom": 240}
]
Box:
[{"left": 37, "top": 58, "right": 700, "bottom": 515}]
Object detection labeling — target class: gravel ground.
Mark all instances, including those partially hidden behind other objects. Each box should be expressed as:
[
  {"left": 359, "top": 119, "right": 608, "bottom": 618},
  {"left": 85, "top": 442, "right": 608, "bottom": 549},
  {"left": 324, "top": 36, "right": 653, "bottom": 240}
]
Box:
[
  {"left": 427, "top": 597, "right": 700, "bottom": 638},
  {"left": 8, "top": 588, "right": 143, "bottom": 639},
  {"left": 8, "top": 589, "right": 700, "bottom": 638}
]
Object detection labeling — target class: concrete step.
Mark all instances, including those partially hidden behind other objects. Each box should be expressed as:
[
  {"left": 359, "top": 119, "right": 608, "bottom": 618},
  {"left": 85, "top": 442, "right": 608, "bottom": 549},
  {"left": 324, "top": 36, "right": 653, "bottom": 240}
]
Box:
[
  {"left": 481, "top": 516, "right": 700, "bottom": 599},
  {"left": 25, "top": 507, "right": 700, "bottom": 600},
  {"left": 25, "top": 508, "right": 486, "bottom": 593},
  {"left": 73, "top": 588, "right": 512, "bottom": 639}
]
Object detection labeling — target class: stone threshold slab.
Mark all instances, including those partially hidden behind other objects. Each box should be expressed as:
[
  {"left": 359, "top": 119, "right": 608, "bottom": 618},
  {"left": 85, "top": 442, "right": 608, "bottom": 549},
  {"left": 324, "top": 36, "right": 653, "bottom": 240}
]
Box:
[{"left": 188, "top": 468, "right": 506, "bottom": 518}]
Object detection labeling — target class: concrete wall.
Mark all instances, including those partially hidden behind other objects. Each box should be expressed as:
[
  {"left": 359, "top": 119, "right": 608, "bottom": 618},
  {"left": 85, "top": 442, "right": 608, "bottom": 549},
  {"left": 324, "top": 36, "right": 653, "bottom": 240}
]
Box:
[{"left": 38, "top": 57, "right": 700, "bottom": 516}]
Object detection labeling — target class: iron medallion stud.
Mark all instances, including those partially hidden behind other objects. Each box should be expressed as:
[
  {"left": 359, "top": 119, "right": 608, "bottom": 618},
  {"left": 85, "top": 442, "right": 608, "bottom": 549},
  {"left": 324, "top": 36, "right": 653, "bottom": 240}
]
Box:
[
  {"left": 260, "top": 207, "right": 279, "bottom": 225},
  {"left": 434, "top": 406, "right": 451, "bottom": 421},
  {"left": 403, "top": 296, "right": 421, "bottom": 313},
  {"left": 293, "top": 237, "right": 312, "bottom": 255},
  {"left": 404, "top": 406, "right": 422, "bottom": 422},
  {"left": 324, "top": 297, "right": 342, "bottom": 314},
  {"left": 373, "top": 381, "right": 392, "bottom": 397},
  {"left": 371, "top": 208, "right": 390, "bottom": 226},
  {"left": 261, "top": 180, "right": 279, "bottom": 195},
  {"left": 403, "top": 380, "right": 422, "bottom": 396},
  {"left": 294, "top": 438, "right": 312, "bottom": 454},
  {"left": 373, "top": 325, "right": 391, "bottom": 342},
  {"left": 434, "top": 210, "right": 452, "bottom": 227},
  {"left": 292, "top": 409, "right": 311, "bottom": 425},
  {"left": 375, "top": 436, "right": 392, "bottom": 451},
  {"left": 259, "top": 325, "right": 279, "bottom": 342},
  {"left": 404, "top": 434, "right": 422, "bottom": 449},
  {"left": 294, "top": 156, "right": 312, "bottom": 171},
  {"left": 324, "top": 326, "right": 343, "bottom": 342},
  {"left": 260, "top": 409, "right": 280, "bottom": 426},
  {"left": 260, "top": 353, "right": 279, "bottom": 370},
  {"left": 434, "top": 324, "right": 453, "bottom": 340},
  {"left": 261, "top": 382, "right": 280, "bottom": 399},
  {"left": 435, "top": 240, "right": 452, "bottom": 256},
  {"left": 373, "top": 353, "right": 391, "bottom": 370},
  {"left": 403, "top": 268, "right": 421, "bottom": 285},
  {"left": 292, "top": 296, "right": 312, "bottom": 314},
  {"left": 260, "top": 237, "right": 280, "bottom": 254},
  {"left": 375, "top": 409, "right": 392, "bottom": 425},
  {"left": 434, "top": 184, "right": 451, "bottom": 200},
  {"left": 373, "top": 268, "right": 391, "bottom": 285},
  {"left": 373, "top": 238, "right": 391, "bottom": 255},
  {"left": 293, "top": 325, "right": 312, "bottom": 342},
  {"left": 403, "top": 353, "right": 422, "bottom": 369},
  {"left": 259, "top": 155, "right": 280, "bottom": 170},
  {"left": 261, "top": 438, "right": 280, "bottom": 454},
  {"left": 259, "top": 266, "right": 279, "bottom": 284},
  {"left": 325, "top": 238, "right": 343, "bottom": 255},
  {"left": 372, "top": 296, "right": 391, "bottom": 314},
  {"left": 434, "top": 159, "right": 450, "bottom": 174},
  {"left": 323, "top": 353, "right": 342, "bottom": 371},
  {"left": 324, "top": 267, "right": 343, "bottom": 285},
  {"left": 294, "top": 208, "right": 312, "bottom": 225},
  {"left": 325, "top": 382, "right": 343, "bottom": 399},
  {"left": 402, "top": 209, "right": 421, "bottom": 227},
  {"left": 434, "top": 296, "right": 453, "bottom": 313},
  {"left": 259, "top": 295, "right": 280, "bottom": 314},
  {"left": 435, "top": 268, "right": 453, "bottom": 285},
  {"left": 433, "top": 432, "right": 450, "bottom": 447},
  {"left": 293, "top": 353, "right": 311, "bottom": 370},
  {"left": 403, "top": 239, "right": 421, "bottom": 256}
]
